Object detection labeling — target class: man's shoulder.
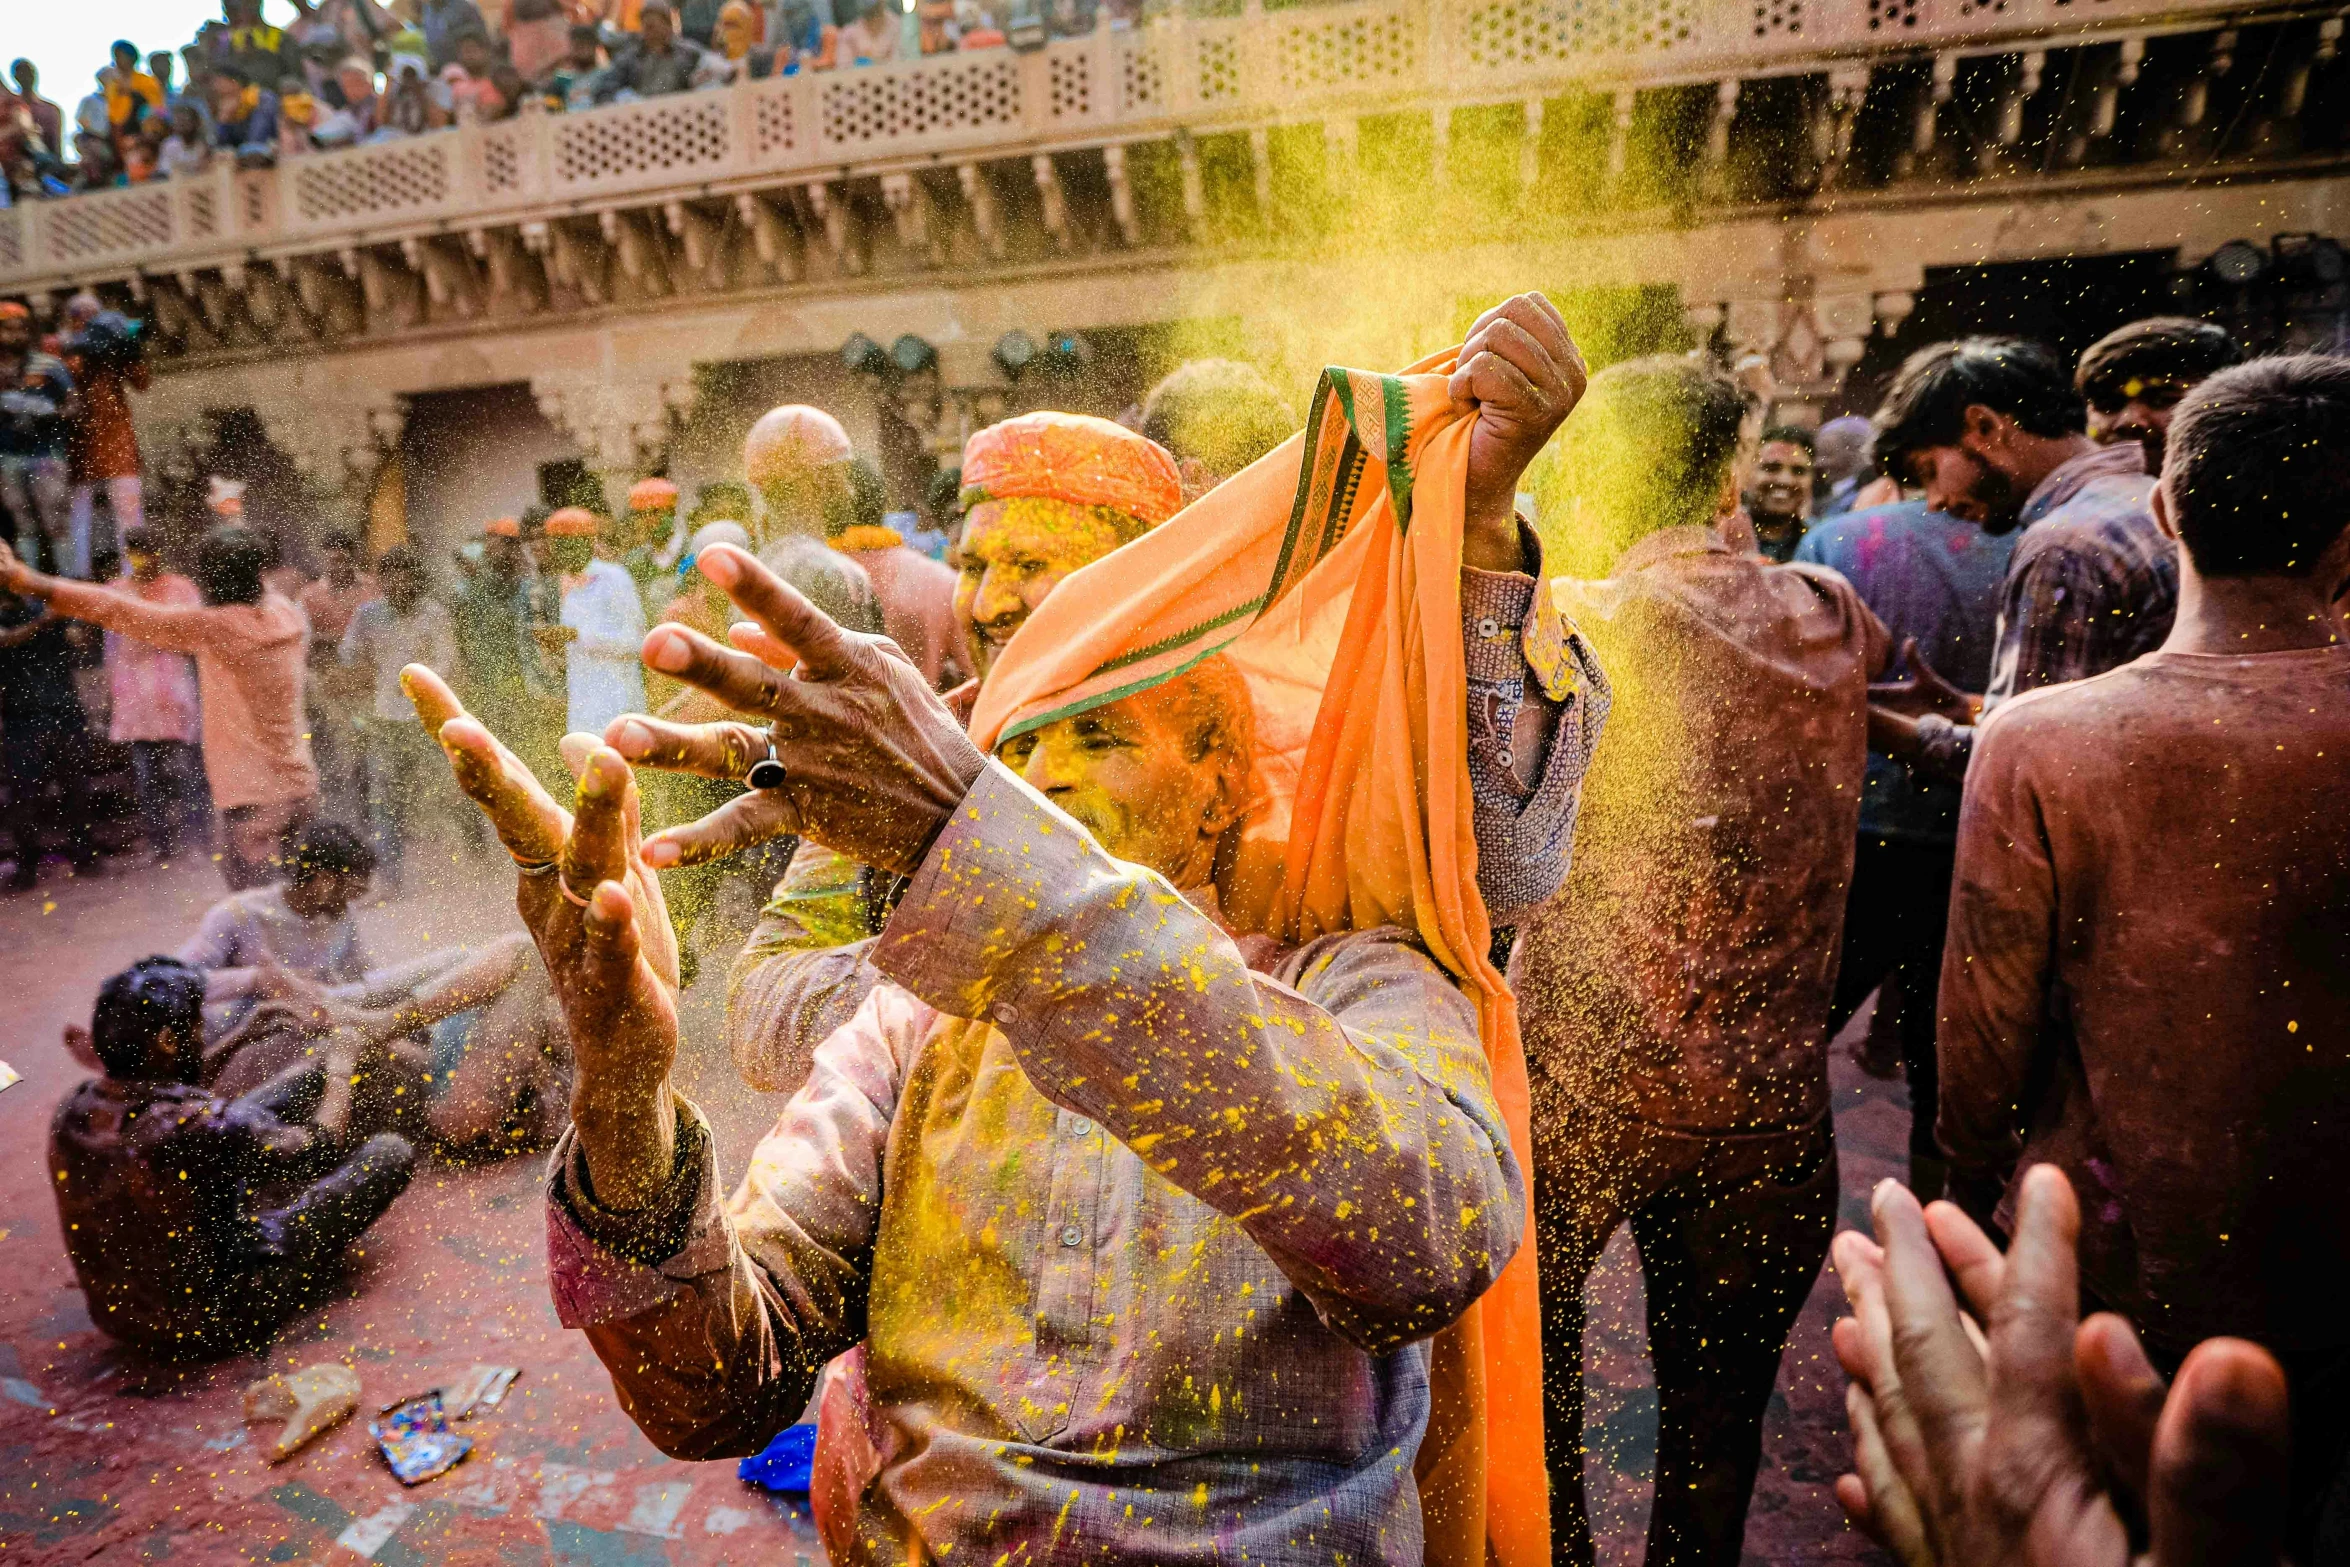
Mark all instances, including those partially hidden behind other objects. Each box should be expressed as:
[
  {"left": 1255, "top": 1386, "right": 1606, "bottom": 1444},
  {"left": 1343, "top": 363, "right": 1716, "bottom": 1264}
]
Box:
[{"left": 1977, "top": 660, "right": 2162, "bottom": 754}]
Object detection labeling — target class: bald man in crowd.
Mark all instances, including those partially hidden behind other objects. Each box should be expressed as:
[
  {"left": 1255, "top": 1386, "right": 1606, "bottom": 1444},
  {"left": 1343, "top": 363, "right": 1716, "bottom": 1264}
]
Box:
[{"left": 741, "top": 405, "right": 884, "bottom": 639}]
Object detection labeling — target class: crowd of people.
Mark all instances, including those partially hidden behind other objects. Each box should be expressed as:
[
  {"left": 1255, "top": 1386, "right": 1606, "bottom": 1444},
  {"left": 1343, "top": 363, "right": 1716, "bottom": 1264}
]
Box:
[
  {"left": 10, "top": 281, "right": 2348, "bottom": 1565},
  {"left": 1, "top": 0, "right": 1132, "bottom": 198}
]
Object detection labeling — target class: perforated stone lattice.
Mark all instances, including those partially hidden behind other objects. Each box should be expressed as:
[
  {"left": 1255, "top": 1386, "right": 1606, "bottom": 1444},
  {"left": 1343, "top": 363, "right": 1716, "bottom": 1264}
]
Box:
[
  {"left": 0, "top": 212, "right": 23, "bottom": 271},
  {"left": 1753, "top": 0, "right": 1803, "bottom": 35},
  {"left": 1957, "top": 0, "right": 2007, "bottom": 14},
  {"left": 753, "top": 88, "right": 799, "bottom": 157},
  {"left": 1275, "top": 9, "right": 1420, "bottom": 92},
  {"left": 293, "top": 143, "right": 450, "bottom": 222},
  {"left": 239, "top": 174, "right": 271, "bottom": 230},
  {"left": 1463, "top": 0, "right": 1701, "bottom": 68},
  {"left": 1196, "top": 34, "right": 1241, "bottom": 101},
  {"left": 820, "top": 56, "right": 1021, "bottom": 146},
  {"left": 1119, "top": 36, "right": 1163, "bottom": 111},
  {"left": 184, "top": 184, "right": 220, "bottom": 239},
  {"left": 481, "top": 127, "right": 524, "bottom": 194},
  {"left": 45, "top": 190, "right": 174, "bottom": 262},
  {"left": 1867, "top": 0, "right": 1920, "bottom": 27},
  {"left": 1049, "top": 54, "right": 1094, "bottom": 119},
  {"left": 556, "top": 96, "right": 730, "bottom": 184}
]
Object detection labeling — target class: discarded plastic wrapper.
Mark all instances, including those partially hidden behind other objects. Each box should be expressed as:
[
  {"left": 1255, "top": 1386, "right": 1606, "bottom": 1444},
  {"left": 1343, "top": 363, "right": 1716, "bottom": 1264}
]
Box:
[
  {"left": 242, "top": 1363, "right": 361, "bottom": 1462},
  {"left": 739, "top": 1422, "right": 816, "bottom": 1494},
  {"left": 0, "top": 1060, "right": 19, "bottom": 1093},
  {"left": 370, "top": 1392, "right": 472, "bottom": 1485},
  {"left": 445, "top": 1365, "right": 520, "bottom": 1420}
]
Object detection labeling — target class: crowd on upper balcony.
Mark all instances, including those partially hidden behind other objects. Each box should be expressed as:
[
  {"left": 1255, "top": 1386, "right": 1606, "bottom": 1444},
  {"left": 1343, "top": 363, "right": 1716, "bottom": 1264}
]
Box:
[{"left": 0, "top": 0, "right": 1146, "bottom": 202}]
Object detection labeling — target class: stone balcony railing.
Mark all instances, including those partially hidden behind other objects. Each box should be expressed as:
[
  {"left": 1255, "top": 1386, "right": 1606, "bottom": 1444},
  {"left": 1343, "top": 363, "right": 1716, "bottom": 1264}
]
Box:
[{"left": 0, "top": 0, "right": 2314, "bottom": 300}]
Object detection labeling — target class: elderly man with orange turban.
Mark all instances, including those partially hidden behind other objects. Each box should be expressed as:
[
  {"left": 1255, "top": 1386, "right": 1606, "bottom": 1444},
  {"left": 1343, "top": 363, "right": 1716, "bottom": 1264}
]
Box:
[{"left": 402, "top": 293, "right": 1609, "bottom": 1567}]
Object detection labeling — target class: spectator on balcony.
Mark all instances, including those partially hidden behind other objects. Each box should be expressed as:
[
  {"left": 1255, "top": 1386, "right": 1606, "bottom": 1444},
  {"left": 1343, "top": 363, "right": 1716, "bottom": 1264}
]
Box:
[
  {"left": 543, "top": 24, "right": 610, "bottom": 106},
  {"left": 10, "top": 62, "right": 65, "bottom": 160},
  {"left": 150, "top": 52, "right": 190, "bottom": 116},
  {"left": 444, "top": 33, "right": 510, "bottom": 118},
  {"left": 1047, "top": 0, "right": 1098, "bottom": 37},
  {"left": 505, "top": 0, "right": 580, "bottom": 80},
  {"left": 676, "top": 0, "right": 732, "bottom": 44},
  {"left": 383, "top": 57, "right": 449, "bottom": 133},
  {"left": 710, "top": 1, "right": 782, "bottom": 75},
  {"left": 127, "top": 115, "right": 172, "bottom": 182},
  {"left": 71, "top": 131, "right": 131, "bottom": 193},
  {"left": 158, "top": 102, "right": 217, "bottom": 177},
  {"left": 764, "top": 0, "right": 841, "bottom": 70},
  {"left": 104, "top": 44, "right": 168, "bottom": 142},
  {"left": 205, "top": 66, "right": 283, "bottom": 164},
  {"left": 954, "top": 0, "right": 1007, "bottom": 48},
  {"left": 223, "top": 0, "right": 292, "bottom": 85},
  {"left": 276, "top": 75, "right": 334, "bottom": 156},
  {"left": 916, "top": 0, "right": 959, "bottom": 54},
  {"left": 836, "top": 0, "right": 903, "bottom": 63},
  {"left": 591, "top": 2, "right": 726, "bottom": 100},
  {"left": 325, "top": 58, "right": 388, "bottom": 141},
  {"left": 423, "top": 0, "right": 496, "bottom": 72}
]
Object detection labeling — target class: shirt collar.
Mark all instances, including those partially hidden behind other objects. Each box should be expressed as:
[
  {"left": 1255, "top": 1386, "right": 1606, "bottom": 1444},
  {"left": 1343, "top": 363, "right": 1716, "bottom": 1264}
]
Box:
[{"left": 2021, "top": 442, "right": 2147, "bottom": 526}]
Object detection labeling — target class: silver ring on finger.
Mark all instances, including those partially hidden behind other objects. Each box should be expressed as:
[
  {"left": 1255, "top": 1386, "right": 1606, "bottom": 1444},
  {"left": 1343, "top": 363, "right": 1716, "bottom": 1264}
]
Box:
[{"left": 745, "top": 725, "right": 788, "bottom": 791}]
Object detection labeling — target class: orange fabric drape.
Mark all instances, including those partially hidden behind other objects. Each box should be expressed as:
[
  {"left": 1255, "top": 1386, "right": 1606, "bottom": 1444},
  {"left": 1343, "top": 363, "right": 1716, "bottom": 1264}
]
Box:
[{"left": 971, "top": 351, "right": 1550, "bottom": 1567}]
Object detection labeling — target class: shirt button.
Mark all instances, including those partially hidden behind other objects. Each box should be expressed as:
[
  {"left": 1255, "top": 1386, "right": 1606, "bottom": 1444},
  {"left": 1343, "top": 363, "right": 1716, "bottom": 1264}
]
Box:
[
  {"left": 1059, "top": 1224, "right": 1085, "bottom": 1247},
  {"left": 1070, "top": 1118, "right": 1093, "bottom": 1138},
  {"left": 1477, "top": 616, "right": 1502, "bottom": 639},
  {"left": 992, "top": 1002, "right": 1019, "bottom": 1026},
  {"left": 1496, "top": 749, "right": 1515, "bottom": 770}
]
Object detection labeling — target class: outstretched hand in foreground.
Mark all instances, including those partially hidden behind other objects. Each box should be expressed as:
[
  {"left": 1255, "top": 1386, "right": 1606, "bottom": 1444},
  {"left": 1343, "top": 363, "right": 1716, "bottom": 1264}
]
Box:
[
  {"left": 598, "top": 543, "right": 985, "bottom": 875},
  {"left": 402, "top": 664, "right": 682, "bottom": 1209},
  {"left": 1831, "top": 1164, "right": 2291, "bottom": 1567}
]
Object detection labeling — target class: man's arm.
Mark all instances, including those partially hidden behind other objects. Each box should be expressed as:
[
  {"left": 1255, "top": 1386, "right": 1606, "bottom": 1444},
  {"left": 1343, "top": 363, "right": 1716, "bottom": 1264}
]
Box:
[
  {"left": 725, "top": 841, "right": 886, "bottom": 1095},
  {"left": 876, "top": 762, "right": 1524, "bottom": 1354},
  {"left": 0, "top": 547, "right": 217, "bottom": 654},
  {"left": 1934, "top": 710, "right": 2060, "bottom": 1225}
]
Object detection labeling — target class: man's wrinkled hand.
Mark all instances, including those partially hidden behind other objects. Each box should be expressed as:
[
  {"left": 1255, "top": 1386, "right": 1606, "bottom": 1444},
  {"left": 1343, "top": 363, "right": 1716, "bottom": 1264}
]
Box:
[
  {"left": 403, "top": 662, "right": 683, "bottom": 1209},
  {"left": 1450, "top": 292, "right": 1589, "bottom": 570},
  {"left": 1830, "top": 1166, "right": 2293, "bottom": 1567},
  {"left": 602, "top": 544, "right": 986, "bottom": 878}
]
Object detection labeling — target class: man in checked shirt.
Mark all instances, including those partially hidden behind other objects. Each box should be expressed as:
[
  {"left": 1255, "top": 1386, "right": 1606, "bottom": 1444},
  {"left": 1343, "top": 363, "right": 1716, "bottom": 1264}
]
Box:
[{"left": 405, "top": 296, "right": 1607, "bottom": 1567}]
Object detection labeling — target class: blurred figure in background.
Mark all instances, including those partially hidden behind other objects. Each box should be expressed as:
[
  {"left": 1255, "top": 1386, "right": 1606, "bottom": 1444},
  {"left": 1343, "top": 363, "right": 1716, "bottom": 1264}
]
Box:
[
  {"left": 740, "top": 405, "right": 882, "bottom": 635},
  {"left": 531, "top": 507, "right": 646, "bottom": 737},
  {"left": 1138, "top": 356, "right": 1299, "bottom": 501},
  {"left": 339, "top": 545, "right": 457, "bottom": 890},
  {"left": 0, "top": 578, "right": 100, "bottom": 889},
  {"left": 105, "top": 525, "right": 210, "bottom": 862},
  {"left": 0, "top": 302, "right": 77, "bottom": 578},
  {"left": 831, "top": 457, "right": 964, "bottom": 690},
  {"left": 301, "top": 532, "right": 378, "bottom": 820},
  {"left": 1809, "top": 414, "right": 1876, "bottom": 519},
  {"left": 60, "top": 293, "right": 151, "bottom": 582}
]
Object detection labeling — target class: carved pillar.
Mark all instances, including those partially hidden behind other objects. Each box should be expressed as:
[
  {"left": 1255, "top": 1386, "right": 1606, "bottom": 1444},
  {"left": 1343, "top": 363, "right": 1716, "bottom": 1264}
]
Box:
[{"left": 530, "top": 373, "right": 687, "bottom": 506}]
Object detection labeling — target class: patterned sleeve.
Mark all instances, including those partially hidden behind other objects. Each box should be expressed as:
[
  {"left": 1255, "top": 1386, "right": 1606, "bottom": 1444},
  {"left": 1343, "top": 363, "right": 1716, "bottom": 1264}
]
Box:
[{"left": 1459, "top": 524, "right": 1611, "bottom": 927}]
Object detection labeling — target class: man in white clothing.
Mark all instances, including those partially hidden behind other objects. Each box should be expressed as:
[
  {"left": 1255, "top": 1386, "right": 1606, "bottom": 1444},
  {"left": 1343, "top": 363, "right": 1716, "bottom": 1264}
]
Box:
[{"left": 531, "top": 507, "right": 647, "bottom": 736}]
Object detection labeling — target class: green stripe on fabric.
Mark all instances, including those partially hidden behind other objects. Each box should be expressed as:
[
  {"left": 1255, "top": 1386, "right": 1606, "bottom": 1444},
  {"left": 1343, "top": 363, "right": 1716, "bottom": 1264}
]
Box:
[
  {"left": 1092, "top": 594, "right": 1266, "bottom": 676},
  {"left": 1381, "top": 375, "right": 1415, "bottom": 533},
  {"left": 997, "top": 633, "right": 1250, "bottom": 744}
]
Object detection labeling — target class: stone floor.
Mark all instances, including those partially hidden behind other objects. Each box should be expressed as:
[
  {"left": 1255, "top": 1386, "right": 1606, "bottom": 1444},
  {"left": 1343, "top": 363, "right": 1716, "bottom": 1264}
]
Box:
[{"left": 0, "top": 831, "right": 1898, "bottom": 1565}]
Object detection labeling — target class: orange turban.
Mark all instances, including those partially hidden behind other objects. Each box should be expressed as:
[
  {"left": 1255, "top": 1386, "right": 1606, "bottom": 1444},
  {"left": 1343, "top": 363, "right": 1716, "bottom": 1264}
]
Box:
[
  {"left": 960, "top": 411, "right": 1180, "bottom": 529},
  {"left": 744, "top": 406, "right": 853, "bottom": 489},
  {"left": 484, "top": 516, "right": 521, "bottom": 538},
  {"left": 543, "top": 506, "right": 599, "bottom": 537},
  {"left": 628, "top": 477, "right": 680, "bottom": 512}
]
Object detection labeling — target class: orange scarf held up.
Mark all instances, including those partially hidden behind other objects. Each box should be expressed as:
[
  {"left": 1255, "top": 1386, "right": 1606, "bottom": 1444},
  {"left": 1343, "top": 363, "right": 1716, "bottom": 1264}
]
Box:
[{"left": 971, "top": 350, "right": 1550, "bottom": 1567}]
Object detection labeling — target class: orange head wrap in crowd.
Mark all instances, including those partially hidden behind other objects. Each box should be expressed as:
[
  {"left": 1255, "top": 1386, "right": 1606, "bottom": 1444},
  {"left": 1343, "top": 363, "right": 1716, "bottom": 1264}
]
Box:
[
  {"left": 484, "top": 516, "right": 521, "bottom": 538},
  {"left": 627, "top": 477, "right": 680, "bottom": 513},
  {"left": 543, "top": 506, "right": 600, "bottom": 537},
  {"left": 970, "top": 353, "right": 1550, "bottom": 1567},
  {"left": 959, "top": 411, "right": 1181, "bottom": 530}
]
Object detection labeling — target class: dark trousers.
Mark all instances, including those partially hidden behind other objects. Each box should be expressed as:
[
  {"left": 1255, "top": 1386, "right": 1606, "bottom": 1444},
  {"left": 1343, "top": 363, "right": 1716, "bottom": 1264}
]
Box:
[
  {"left": 3, "top": 712, "right": 96, "bottom": 885},
  {"left": 128, "top": 739, "right": 209, "bottom": 857},
  {"left": 1536, "top": 1108, "right": 1838, "bottom": 1566},
  {"left": 234, "top": 1064, "right": 416, "bottom": 1322},
  {"left": 1827, "top": 834, "right": 1957, "bottom": 1164}
]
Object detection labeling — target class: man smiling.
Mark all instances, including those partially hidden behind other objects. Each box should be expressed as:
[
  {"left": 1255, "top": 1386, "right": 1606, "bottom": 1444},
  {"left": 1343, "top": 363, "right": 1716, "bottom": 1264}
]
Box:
[{"left": 407, "top": 294, "right": 1605, "bottom": 1567}]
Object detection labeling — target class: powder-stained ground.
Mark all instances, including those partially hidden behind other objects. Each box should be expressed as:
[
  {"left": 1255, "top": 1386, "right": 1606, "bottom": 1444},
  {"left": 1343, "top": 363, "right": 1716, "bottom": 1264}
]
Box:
[{"left": 0, "top": 838, "right": 1896, "bottom": 1565}]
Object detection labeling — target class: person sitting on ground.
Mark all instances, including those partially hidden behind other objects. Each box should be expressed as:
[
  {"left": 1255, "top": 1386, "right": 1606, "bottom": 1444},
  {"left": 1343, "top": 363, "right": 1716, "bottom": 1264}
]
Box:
[
  {"left": 2072, "top": 315, "right": 2243, "bottom": 474},
  {"left": 49, "top": 956, "right": 416, "bottom": 1359},
  {"left": 1137, "top": 355, "right": 1300, "bottom": 503},
  {"left": 177, "top": 816, "right": 569, "bottom": 1149},
  {"left": 830, "top": 457, "right": 965, "bottom": 690},
  {"left": 1833, "top": 1165, "right": 2296, "bottom": 1567},
  {"left": 0, "top": 526, "right": 318, "bottom": 891},
  {"left": 407, "top": 292, "right": 1599, "bottom": 1566}
]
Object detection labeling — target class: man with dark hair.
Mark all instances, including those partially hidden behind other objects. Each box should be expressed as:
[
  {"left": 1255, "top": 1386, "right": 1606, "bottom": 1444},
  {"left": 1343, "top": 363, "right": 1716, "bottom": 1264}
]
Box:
[
  {"left": 1866, "top": 336, "right": 2173, "bottom": 780},
  {"left": 1936, "top": 354, "right": 2350, "bottom": 1556},
  {"left": 2073, "top": 315, "right": 2243, "bottom": 472},
  {"left": 0, "top": 526, "right": 318, "bottom": 890},
  {"left": 1744, "top": 423, "right": 1817, "bottom": 562},
  {"left": 303, "top": 530, "right": 377, "bottom": 818},
  {"left": 590, "top": 1, "right": 721, "bottom": 101},
  {"left": 340, "top": 545, "right": 457, "bottom": 884},
  {"left": 49, "top": 955, "right": 415, "bottom": 1358},
  {"left": 1516, "top": 354, "right": 1889, "bottom": 1563},
  {"left": 0, "top": 300, "right": 77, "bottom": 580}
]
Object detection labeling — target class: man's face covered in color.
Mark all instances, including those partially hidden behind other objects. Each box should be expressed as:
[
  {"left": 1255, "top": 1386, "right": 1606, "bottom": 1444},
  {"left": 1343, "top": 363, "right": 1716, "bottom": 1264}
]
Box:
[
  {"left": 994, "top": 662, "right": 1250, "bottom": 889},
  {"left": 954, "top": 497, "right": 1131, "bottom": 680}
]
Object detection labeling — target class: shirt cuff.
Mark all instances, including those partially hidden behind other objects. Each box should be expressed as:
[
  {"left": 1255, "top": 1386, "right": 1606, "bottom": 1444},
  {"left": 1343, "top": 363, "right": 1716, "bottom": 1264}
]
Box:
[
  {"left": 1460, "top": 521, "right": 1582, "bottom": 703},
  {"left": 544, "top": 1097, "right": 731, "bottom": 1329}
]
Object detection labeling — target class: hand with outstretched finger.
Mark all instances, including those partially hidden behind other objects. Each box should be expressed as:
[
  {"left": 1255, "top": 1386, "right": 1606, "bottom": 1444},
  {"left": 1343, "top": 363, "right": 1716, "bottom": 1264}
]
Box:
[
  {"left": 601, "top": 543, "right": 987, "bottom": 878},
  {"left": 1831, "top": 1165, "right": 2293, "bottom": 1567},
  {"left": 401, "top": 663, "right": 684, "bottom": 1210}
]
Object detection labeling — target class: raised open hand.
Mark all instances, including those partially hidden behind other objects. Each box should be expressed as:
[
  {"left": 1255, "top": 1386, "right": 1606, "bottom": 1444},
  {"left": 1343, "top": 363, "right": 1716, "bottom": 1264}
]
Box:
[
  {"left": 403, "top": 663, "right": 683, "bottom": 1208},
  {"left": 602, "top": 543, "right": 986, "bottom": 878},
  {"left": 1831, "top": 1166, "right": 2292, "bottom": 1567}
]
